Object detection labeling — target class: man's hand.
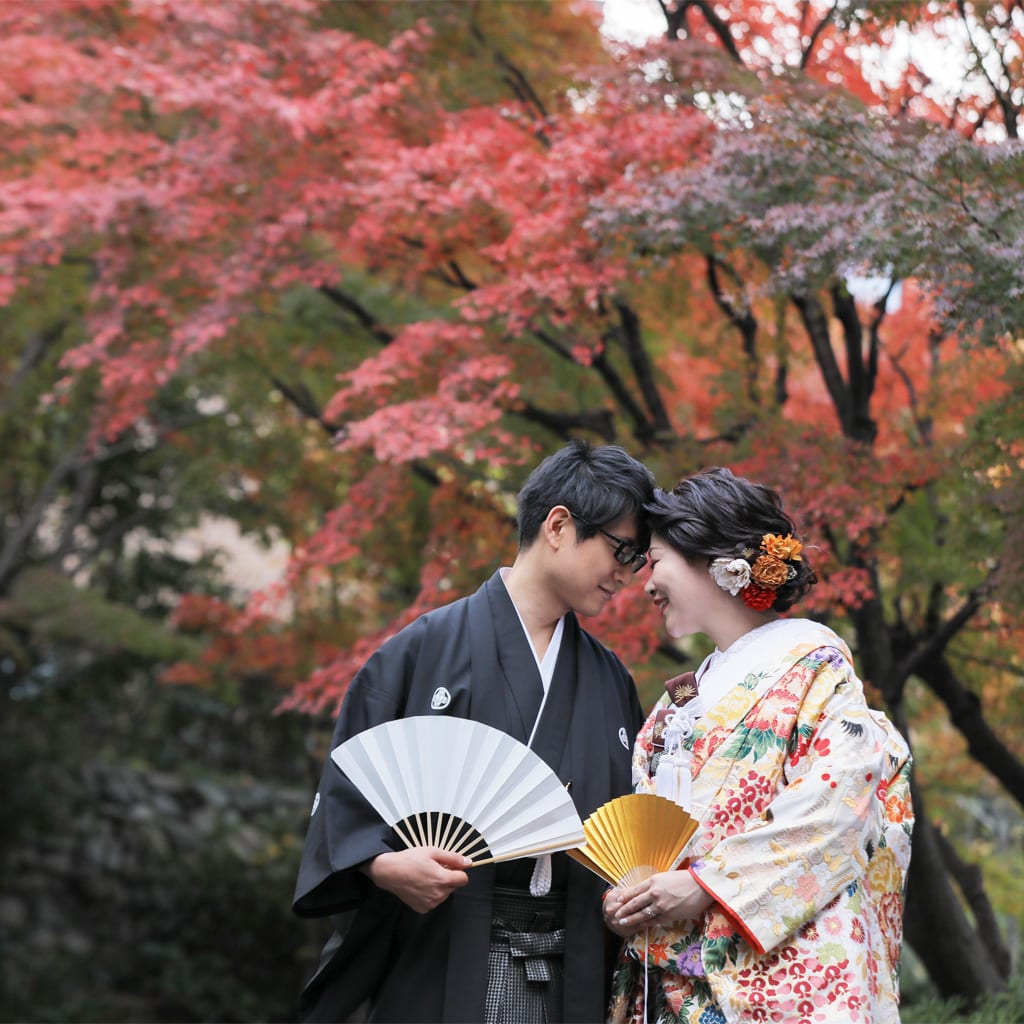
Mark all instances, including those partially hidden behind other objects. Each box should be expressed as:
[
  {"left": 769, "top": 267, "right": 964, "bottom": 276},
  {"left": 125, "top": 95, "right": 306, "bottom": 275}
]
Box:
[{"left": 361, "top": 847, "right": 472, "bottom": 914}]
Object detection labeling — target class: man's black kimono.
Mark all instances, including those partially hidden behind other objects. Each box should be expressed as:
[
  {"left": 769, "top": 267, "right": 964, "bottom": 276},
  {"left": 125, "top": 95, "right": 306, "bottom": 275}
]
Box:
[{"left": 293, "top": 571, "right": 644, "bottom": 1023}]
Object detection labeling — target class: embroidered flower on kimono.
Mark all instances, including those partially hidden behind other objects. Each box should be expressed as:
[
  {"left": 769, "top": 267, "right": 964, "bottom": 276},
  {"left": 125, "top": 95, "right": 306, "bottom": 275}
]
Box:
[
  {"left": 866, "top": 846, "right": 902, "bottom": 894},
  {"left": 643, "top": 935, "right": 672, "bottom": 965},
  {"left": 878, "top": 892, "right": 903, "bottom": 967},
  {"left": 673, "top": 679, "right": 698, "bottom": 703},
  {"left": 747, "top": 689, "right": 799, "bottom": 735},
  {"left": 662, "top": 990, "right": 684, "bottom": 1015},
  {"left": 885, "top": 788, "right": 913, "bottom": 823},
  {"left": 704, "top": 908, "right": 735, "bottom": 940},
  {"left": 737, "top": 770, "right": 772, "bottom": 808},
  {"left": 675, "top": 941, "right": 704, "bottom": 975},
  {"left": 794, "top": 871, "right": 823, "bottom": 902},
  {"left": 709, "top": 557, "right": 751, "bottom": 595},
  {"left": 697, "top": 1006, "right": 727, "bottom": 1024},
  {"left": 820, "top": 951, "right": 849, "bottom": 975},
  {"left": 823, "top": 914, "right": 843, "bottom": 936}
]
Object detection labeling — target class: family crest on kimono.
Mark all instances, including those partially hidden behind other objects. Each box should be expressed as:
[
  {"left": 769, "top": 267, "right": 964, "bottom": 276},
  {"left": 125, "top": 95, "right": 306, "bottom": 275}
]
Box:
[
  {"left": 293, "top": 440, "right": 655, "bottom": 1024},
  {"left": 604, "top": 468, "right": 914, "bottom": 1024}
]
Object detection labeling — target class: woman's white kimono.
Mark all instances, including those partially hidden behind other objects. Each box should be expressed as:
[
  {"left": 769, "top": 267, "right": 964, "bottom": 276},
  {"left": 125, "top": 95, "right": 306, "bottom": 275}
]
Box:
[{"left": 609, "top": 619, "right": 914, "bottom": 1024}]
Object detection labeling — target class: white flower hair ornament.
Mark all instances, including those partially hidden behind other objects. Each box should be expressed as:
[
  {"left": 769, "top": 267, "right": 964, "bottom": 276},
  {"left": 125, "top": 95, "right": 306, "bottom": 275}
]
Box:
[
  {"left": 709, "top": 533, "right": 804, "bottom": 611},
  {"left": 708, "top": 557, "right": 751, "bottom": 596}
]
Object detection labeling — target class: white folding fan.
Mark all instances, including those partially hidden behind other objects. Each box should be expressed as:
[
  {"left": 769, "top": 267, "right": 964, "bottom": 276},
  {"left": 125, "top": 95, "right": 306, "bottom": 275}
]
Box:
[
  {"left": 331, "top": 716, "right": 585, "bottom": 864},
  {"left": 566, "top": 793, "right": 699, "bottom": 887}
]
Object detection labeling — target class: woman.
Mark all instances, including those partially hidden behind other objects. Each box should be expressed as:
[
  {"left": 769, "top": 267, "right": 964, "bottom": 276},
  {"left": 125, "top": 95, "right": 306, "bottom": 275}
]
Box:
[{"left": 603, "top": 468, "right": 914, "bottom": 1024}]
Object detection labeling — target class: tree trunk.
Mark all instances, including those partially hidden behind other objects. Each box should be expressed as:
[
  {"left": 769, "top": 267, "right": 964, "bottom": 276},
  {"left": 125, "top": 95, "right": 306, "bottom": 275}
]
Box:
[
  {"left": 933, "top": 827, "right": 1012, "bottom": 979},
  {"left": 848, "top": 593, "right": 1007, "bottom": 1001},
  {"left": 901, "top": 776, "right": 1007, "bottom": 1001}
]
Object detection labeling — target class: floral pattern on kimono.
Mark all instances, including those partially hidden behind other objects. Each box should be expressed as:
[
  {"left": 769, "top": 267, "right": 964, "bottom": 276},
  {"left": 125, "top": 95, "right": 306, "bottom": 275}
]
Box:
[{"left": 610, "top": 624, "right": 914, "bottom": 1024}]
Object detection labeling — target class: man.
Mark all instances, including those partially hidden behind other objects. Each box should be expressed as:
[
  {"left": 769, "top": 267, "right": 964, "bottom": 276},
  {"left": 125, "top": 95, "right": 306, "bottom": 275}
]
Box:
[{"left": 293, "top": 440, "right": 654, "bottom": 1023}]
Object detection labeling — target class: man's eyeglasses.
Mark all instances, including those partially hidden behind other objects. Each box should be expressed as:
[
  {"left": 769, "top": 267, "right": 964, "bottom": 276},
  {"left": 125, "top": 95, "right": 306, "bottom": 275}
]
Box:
[{"left": 570, "top": 512, "right": 648, "bottom": 573}]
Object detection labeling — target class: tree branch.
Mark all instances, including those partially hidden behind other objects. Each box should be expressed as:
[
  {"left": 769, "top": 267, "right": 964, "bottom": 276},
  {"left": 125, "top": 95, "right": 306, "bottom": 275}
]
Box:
[
  {"left": 52, "top": 461, "right": 100, "bottom": 564},
  {"left": 591, "top": 347, "right": 657, "bottom": 444},
  {"left": 799, "top": 1, "right": 839, "bottom": 70},
  {"left": 894, "top": 571, "right": 995, "bottom": 684},
  {"left": 0, "top": 320, "right": 68, "bottom": 419},
  {"left": 252, "top": 358, "right": 442, "bottom": 489},
  {"left": 955, "top": 0, "right": 1020, "bottom": 140},
  {"left": 268, "top": 374, "right": 340, "bottom": 436},
  {"left": 529, "top": 326, "right": 656, "bottom": 442},
  {"left": 514, "top": 402, "right": 616, "bottom": 442},
  {"left": 468, "top": 20, "right": 550, "bottom": 134},
  {"left": 665, "top": 1, "right": 743, "bottom": 63},
  {"left": 610, "top": 299, "right": 674, "bottom": 438},
  {"left": 790, "top": 291, "right": 852, "bottom": 433},
  {"left": 916, "top": 649, "right": 1024, "bottom": 809},
  {"left": 0, "top": 441, "right": 88, "bottom": 591},
  {"left": 318, "top": 285, "right": 394, "bottom": 346},
  {"left": 705, "top": 253, "right": 758, "bottom": 403},
  {"left": 830, "top": 283, "right": 877, "bottom": 444}
]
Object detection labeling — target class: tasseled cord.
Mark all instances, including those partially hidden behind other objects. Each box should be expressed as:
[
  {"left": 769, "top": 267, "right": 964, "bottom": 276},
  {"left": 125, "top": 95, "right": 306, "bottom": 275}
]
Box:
[
  {"left": 654, "top": 701, "right": 704, "bottom": 811},
  {"left": 643, "top": 928, "right": 650, "bottom": 1022},
  {"left": 529, "top": 853, "right": 552, "bottom": 896},
  {"left": 641, "top": 706, "right": 701, "bottom": 1022}
]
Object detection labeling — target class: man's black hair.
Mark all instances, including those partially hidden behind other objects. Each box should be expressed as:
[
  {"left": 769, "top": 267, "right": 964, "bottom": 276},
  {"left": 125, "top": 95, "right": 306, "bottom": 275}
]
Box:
[{"left": 516, "top": 440, "right": 655, "bottom": 551}]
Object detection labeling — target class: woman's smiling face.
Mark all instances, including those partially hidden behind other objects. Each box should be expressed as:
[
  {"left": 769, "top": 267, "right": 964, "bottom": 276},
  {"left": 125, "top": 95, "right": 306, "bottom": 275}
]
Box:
[{"left": 643, "top": 534, "right": 715, "bottom": 639}]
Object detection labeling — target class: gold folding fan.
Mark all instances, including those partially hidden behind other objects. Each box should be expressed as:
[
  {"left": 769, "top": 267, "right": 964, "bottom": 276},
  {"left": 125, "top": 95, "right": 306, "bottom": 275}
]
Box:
[{"left": 567, "top": 793, "right": 699, "bottom": 887}]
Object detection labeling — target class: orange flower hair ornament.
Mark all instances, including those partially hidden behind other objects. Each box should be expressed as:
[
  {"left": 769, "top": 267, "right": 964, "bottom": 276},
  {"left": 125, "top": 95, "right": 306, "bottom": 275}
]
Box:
[{"left": 709, "top": 533, "right": 803, "bottom": 610}]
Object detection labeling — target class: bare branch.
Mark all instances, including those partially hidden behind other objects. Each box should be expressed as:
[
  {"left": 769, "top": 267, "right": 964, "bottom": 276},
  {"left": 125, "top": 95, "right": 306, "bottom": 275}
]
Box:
[
  {"left": 318, "top": 285, "right": 394, "bottom": 346},
  {"left": 0, "top": 442, "right": 88, "bottom": 590},
  {"left": 610, "top": 300, "right": 674, "bottom": 438},
  {"left": 916, "top": 648, "right": 1024, "bottom": 809},
  {"left": 799, "top": 1, "right": 839, "bottom": 70},
  {"left": 0, "top": 320, "right": 68, "bottom": 419},
  {"left": 894, "top": 571, "right": 997, "bottom": 684},
  {"left": 705, "top": 254, "right": 758, "bottom": 403},
  {"left": 468, "top": 20, "right": 550, "bottom": 135},
  {"left": 790, "top": 291, "right": 852, "bottom": 431},
  {"left": 678, "top": 2, "right": 743, "bottom": 63},
  {"left": 830, "top": 284, "right": 877, "bottom": 443},
  {"left": 515, "top": 402, "right": 616, "bottom": 442}
]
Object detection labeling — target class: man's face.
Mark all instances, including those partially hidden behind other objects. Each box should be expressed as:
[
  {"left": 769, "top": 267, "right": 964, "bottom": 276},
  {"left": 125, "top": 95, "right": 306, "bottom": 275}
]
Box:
[{"left": 558, "top": 512, "right": 643, "bottom": 618}]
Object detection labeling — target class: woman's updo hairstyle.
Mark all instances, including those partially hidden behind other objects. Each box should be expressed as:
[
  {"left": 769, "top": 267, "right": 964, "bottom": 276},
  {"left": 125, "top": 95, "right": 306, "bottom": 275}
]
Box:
[{"left": 644, "top": 467, "right": 816, "bottom": 612}]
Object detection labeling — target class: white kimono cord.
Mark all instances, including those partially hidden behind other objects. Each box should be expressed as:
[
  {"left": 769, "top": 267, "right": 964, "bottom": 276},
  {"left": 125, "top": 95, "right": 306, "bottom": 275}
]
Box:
[{"left": 529, "top": 853, "right": 552, "bottom": 896}]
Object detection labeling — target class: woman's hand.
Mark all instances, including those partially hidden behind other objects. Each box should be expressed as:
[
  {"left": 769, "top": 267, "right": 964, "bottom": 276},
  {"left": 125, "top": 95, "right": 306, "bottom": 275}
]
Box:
[
  {"left": 602, "top": 887, "right": 645, "bottom": 937},
  {"left": 609, "top": 870, "right": 715, "bottom": 931}
]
